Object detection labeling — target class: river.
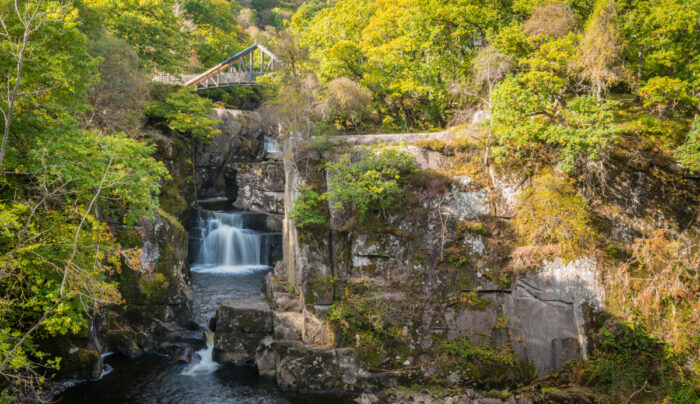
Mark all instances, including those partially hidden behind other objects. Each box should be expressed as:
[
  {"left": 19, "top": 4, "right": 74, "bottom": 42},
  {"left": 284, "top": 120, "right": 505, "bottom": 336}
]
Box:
[{"left": 59, "top": 211, "right": 354, "bottom": 404}]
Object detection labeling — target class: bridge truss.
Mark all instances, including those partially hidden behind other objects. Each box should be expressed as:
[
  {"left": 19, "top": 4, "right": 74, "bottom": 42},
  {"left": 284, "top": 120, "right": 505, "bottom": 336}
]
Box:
[{"left": 153, "top": 44, "right": 280, "bottom": 90}]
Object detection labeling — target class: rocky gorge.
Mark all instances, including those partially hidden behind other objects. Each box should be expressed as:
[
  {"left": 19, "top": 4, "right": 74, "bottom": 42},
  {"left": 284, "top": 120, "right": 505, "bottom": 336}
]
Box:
[{"left": 55, "top": 109, "right": 699, "bottom": 404}]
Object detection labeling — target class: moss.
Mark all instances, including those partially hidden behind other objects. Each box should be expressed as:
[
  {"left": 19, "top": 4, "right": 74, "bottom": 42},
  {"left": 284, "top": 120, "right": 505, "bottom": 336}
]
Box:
[
  {"left": 116, "top": 228, "right": 142, "bottom": 249},
  {"left": 327, "top": 281, "right": 410, "bottom": 368},
  {"left": 59, "top": 347, "right": 101, "bottom": 379},
  {"left": 447, "top": 291, "right": 493, "bottom": 311},
  {"left": 459, "top": 221, "right": 488, "bottom": 236},
  {"left": 138, "top": 272, "right": 168, "bottom": 299},
  {"left": 437, "top": 334, "right": 536, "bottom": 389},
  {"left": 414, "top": 139, "right": 451, "bottom": 154}
]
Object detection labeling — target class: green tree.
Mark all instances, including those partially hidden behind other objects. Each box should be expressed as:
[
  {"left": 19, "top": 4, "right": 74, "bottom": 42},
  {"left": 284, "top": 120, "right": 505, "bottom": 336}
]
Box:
[
  {"left": 82, "top": 0, "right": 189, "bottom": 73},
  {"left": 147, "top": 87, "right": 222, "bottom": 142}
]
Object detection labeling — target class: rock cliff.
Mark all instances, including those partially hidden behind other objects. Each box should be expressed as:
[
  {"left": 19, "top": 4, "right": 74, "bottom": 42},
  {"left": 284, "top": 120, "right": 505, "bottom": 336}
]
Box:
[{"left": 238, "top": 129, "right": 609, "bottom": 393}]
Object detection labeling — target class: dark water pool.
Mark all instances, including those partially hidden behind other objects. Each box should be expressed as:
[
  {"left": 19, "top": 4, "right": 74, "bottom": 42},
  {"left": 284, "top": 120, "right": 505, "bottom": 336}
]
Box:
[
  {"left": 59, "top": 268, "right": 355, "bottom": 404},
  {"left": 58, "top": 352, "right": 353, "bottom": 404}
]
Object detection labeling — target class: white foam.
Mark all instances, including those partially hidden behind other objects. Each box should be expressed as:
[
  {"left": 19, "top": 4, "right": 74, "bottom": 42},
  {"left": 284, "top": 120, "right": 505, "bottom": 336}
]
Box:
[
  {"left": 190, "top": 264, "right": 269, "bottom": 274},
  {"left": 182, "top": 330, "right": 219, "bottom": 376}
]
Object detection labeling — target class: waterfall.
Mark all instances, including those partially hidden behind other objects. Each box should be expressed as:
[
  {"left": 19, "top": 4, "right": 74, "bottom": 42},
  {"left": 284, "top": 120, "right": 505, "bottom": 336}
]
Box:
[
  {"left": 183, "top": 210, "right": 277, "bottom": 377},
  {"left": 182, "top": 330, "right": 219, "bottom": 375},
  {"left": 191, "top": 211, "right": 270, "bottom": 274},
  {"left": 264, "top": 136, "right": 281, "bottom": 153}
]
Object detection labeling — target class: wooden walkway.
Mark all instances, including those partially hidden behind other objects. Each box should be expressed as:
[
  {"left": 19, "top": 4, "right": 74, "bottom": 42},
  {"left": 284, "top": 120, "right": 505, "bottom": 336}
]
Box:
[{"left": 153, "top": 44, "right": 280, "bottom": 90}]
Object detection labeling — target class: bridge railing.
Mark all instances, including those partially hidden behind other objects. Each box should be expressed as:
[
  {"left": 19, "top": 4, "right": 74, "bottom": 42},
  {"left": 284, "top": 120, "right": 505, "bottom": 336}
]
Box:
[
  {"left": 152, "top": 44, "right": 280, "bottom": 90},
  {"left": 194, "top": 71, "right": 265, "bottom": 89}
]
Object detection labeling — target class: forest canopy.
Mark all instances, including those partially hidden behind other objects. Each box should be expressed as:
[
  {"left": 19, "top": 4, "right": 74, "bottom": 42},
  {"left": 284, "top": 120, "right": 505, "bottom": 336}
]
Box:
[{"left": 273, "top": 0, "right": 699, "bottom": 175}]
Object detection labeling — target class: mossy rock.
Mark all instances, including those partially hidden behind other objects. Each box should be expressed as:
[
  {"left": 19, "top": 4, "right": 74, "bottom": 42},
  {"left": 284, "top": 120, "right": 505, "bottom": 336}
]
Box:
[
  {"left": 59, "top": 347, "right": 102, "bottom": 380},
  {"left": 103, "top": 328, "right": 142, "bottom": 358}
]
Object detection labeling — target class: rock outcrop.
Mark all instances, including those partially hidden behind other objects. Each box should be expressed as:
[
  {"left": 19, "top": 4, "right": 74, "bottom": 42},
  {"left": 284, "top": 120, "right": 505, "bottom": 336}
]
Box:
[
  {"left": 258, "top": 130, "right": 608, "bottom": 393},
  {"left": 194, "top": 109, "right": 283, "bottom": 215}
]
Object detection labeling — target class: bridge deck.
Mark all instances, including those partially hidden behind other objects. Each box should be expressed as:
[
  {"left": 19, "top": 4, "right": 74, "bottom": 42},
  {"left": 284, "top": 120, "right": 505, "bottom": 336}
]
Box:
[{"left": 153, "top": 44, "right": 280, "bottom": 90}]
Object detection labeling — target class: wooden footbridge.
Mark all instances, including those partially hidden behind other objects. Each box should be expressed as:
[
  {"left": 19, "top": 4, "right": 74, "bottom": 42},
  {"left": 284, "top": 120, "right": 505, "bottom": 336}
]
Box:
[{"left": 154, "top": 44, "right": 280, "bottom": 90}]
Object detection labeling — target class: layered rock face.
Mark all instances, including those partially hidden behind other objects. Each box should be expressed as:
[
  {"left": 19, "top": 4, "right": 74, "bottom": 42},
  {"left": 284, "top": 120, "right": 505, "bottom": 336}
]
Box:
[{"left": 247, "top": 131, "right": 607, "bottom": 393}]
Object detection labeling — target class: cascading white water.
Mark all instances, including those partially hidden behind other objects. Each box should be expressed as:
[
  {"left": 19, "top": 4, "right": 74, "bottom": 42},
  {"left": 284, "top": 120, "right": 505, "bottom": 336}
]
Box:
[
  {"left": 185, "top": 211, "right": 273, "bottom": 376},
  {"left": 182, "top": 330, "right": 219, "bottom": 375},
  {"left": 264, "top": 137, "right": 281, "bottom": 153},
  {"left": 191, "top": 211, "right": 269, "bottom": 274}
]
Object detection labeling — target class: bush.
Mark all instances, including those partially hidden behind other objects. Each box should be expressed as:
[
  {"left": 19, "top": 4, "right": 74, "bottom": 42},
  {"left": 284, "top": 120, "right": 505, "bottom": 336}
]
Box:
[
  {"left": 582, "top": 322, "right": 699, "bottom": 403},
  {"left": 325, "top": 144, "right": 417, "bottom": 221},
  {"left": 674, "top": 117, "right": 700, "bottom": 174},
  {"left": 639, "top": 77, "right": 698, "bottom": 117},
  {"left": 321, "top": 77, "right": 374, "bottom": 130},
  {"left": 607, "top": 230, "right": 699, "bottom": 357},
  {"left": 290, "top": 186, "right": 327, "bottom": 229},
  {"left": 514, "top": 170, "right": 596, "bottom": 262}
]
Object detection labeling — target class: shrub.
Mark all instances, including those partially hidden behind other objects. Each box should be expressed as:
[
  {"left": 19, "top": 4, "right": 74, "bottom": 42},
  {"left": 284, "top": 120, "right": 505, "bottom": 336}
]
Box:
[
  {"left": 325, "top": 144, "right": 417, "bottom": 221},
  {"left": 290, "top": 186, "right": 327, "bottom": 229},
  {"left": 674, "top": 117, "right": 700, "bottom": 174},
  {"left": 514, "top": 170, "right": 596, "bottom": 262},
  {"left": 639, "top": 77, "right": 698, "bottom": 117},
  {"left": 582, "top": 322, "right": 699, "bottom": 403},
  {"left": 607, "top": 230, "right": 699, "bottom": 357},
  {"left": 321, "top": 77, "right": 374, "bottom": 130}
]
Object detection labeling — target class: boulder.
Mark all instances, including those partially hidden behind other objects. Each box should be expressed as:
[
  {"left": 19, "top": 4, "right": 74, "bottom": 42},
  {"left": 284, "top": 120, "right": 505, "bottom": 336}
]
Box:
[
  {"left": 59, "top": 347, "right": 103, "bottom": 380},
  {"left": 194, "top": 109, "right": 271, "bottom": 202},
  {"left": 213, "top": 298, "right": 273, "bottom": 364}
]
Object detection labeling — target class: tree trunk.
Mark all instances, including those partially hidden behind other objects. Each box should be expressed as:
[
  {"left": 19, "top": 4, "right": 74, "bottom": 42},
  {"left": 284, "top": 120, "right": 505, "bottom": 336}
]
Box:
[{"left": 634, "top": 45, "right": 643, "bottom": 103}]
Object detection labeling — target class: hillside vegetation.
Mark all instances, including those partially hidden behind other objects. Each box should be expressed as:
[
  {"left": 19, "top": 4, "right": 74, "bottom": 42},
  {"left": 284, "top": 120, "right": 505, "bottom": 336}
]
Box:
[{"left": 0, "top": 0, "right": 698, "bottom": 402}]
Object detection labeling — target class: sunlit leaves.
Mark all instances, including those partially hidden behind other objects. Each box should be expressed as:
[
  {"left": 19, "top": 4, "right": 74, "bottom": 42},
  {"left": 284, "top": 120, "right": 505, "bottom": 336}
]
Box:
[{"left": 147, "top": 87, "right": 222, "bottom": 142}]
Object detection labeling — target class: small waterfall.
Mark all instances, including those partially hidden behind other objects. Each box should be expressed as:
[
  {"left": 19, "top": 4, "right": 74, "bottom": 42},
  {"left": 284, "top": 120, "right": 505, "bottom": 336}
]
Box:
[
  {"left": 192, "top": 211, "right": 270, "bottom": 273},
  {"left": 264, "top": 137, "right": 281, "bottom": 153},
  {"left": 182, "top": 330, "right": 219, "bottom": 375}
]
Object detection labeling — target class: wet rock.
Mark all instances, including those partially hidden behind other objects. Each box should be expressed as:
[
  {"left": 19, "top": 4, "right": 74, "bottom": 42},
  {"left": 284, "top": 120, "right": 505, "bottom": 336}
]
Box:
[
  {"left": 154, "top": 320, "right": 206, "bottom": 350},
  {"left": 181, "top": 349, "right": 202, "bottom": 364},
  {"left": 213, "top": 298, "right": 273, "bottom": 364},
  {"left": 103, "top": 329, "right": 142, "bottom": 358},
  {"left": 59, "top": 347, "right": 103, "bottom": 380}
]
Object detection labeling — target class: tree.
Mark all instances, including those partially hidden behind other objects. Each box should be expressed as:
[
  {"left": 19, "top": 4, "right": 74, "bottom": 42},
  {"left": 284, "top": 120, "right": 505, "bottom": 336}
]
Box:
[
  {"left": 0, "top": 130, "right": 168, "bottom": 399},
  {"left": 0, "top": 0, "right": 75, "bottom": 169},
  {"left": 147, "top": 87, "right": 222, "bottom": 142},
  {"left": 85, "top": 34, "right": 149, "bottom": 134},
  {"left": 82, "top": 0, "right": 189, "bottom": 73},
  {"left": 0, "top": 2, "right": 169, "bottom": 398},
  {"left": 577, "top": 0, "right": 625, "bottom": 99},
  {"left": 674, "top": 116, "right": 700, "bottom": 173}
]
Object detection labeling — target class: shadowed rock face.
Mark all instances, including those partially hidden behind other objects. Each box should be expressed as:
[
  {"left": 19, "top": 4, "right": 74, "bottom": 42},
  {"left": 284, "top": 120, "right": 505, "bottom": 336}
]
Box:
[{"left": 194, "top": 109, "right": 284, "bottom": 215}]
